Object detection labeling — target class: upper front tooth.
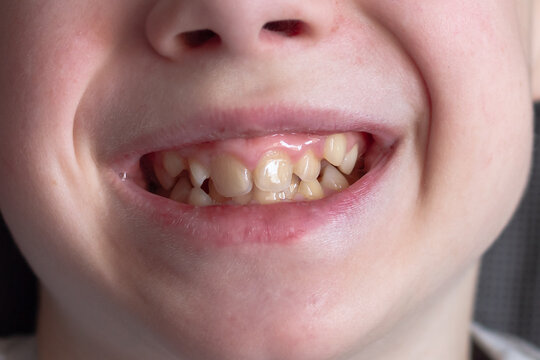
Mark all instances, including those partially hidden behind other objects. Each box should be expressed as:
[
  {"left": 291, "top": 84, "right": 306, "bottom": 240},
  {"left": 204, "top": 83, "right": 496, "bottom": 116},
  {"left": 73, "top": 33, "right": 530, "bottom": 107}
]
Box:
[
  {"left": 210, "top": 154, "right": 252, "bottom": 197},
  {"left": 188, "top": 158, "right": 210, "bottom": 188},
  {"left": 254, "top": 151, "right": 293, "bottom": 192},
  {"left": 154, "top": 161, "right": 176, "bottom": 191},
  {"left": 253, "top": 188, "right": 287, "bottom": 204},
  {"left": 320, "top": 164, "right": 349, "bottom": 191},
  {"left": 284, "top": 175, "right": 300, "bottom": 200},
  {"left": 209, "top": 180, "right": 228, "bottom": 203},
  {"left": 324, "top": 134, "right": 347, "bottom": 167},
  {"left": 293, "top": 150, "right": 321, "bottom": 181},
  {"left": 338, "top": 144, "right": 359, "bottom": 175},
  {"left": 163, "top": 151, "right": 186, "bottom": 178}
]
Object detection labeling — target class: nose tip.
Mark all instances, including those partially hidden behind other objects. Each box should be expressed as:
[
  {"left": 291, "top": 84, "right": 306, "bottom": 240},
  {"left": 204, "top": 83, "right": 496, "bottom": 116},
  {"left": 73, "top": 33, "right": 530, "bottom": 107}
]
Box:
[{"left": 145, "top": 0, "right": 335, "bottom": 60}]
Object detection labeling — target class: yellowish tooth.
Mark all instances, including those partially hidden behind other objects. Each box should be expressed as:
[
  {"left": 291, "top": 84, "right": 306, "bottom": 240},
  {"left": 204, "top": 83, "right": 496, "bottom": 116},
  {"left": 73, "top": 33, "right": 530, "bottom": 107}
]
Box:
[
  {"left": 293, "top": 150, "right": 321, "bottom": 181},
  {"left": 209, "top": 180, "right": 228, "bottom": 203},
  {"left": 338, "top": 145, "right": 358, "bottom": 175},
  {"left": 232, "top": 192, "right": 252, "bottom": 205},
  {"left": 298, "top": 180, "right": 324, "bottom": 200},
  {"left": 323, "top": 133, "right": 347, "bottom": 167},
  {"left": 188, "top": 158, "right": 209, "bottom": 188},
  {"left": 154, "top": 161, "right": 176, "bottom": 191},
  {"left": 320, "top": 164, "right": 349, "bottom": 191},
  {"left": 169, "top": 175, "right": 192, "bottom": 203},
  {"left": 253, "top": 187, "right": 287, "bottom": 204},
  {"left": 163, "top": 151, "right": 186, "bottom": 178},
  {"left": 283, "top": 175, "right": 300, "bottom": 200},
  {"left": 210, "top": 154, "right": 252, "bottom": 197},
  {"left": 188, "top": 188, "right": 213, "bottom": 206},
  {"left": 254, "top": 150, "right": 293, "bottom": 192}
]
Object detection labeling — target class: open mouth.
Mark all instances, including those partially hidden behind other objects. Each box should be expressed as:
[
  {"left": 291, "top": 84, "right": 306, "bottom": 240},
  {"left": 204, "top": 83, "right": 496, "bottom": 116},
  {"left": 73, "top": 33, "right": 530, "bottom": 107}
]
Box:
[{"left": 136, "top": 131, "right": 385, "bottom": 206}]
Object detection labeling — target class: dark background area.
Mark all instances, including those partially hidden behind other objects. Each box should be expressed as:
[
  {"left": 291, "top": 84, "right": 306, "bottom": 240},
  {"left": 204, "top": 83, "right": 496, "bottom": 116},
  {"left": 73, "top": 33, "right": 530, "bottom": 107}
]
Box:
[{"left": 1, "top": 104, "right": 539, "bottom": 346}]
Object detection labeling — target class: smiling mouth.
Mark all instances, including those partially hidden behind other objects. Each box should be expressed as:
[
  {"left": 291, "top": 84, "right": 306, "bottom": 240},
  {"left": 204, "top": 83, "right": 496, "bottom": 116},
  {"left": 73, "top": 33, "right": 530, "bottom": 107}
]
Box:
[{"left": 137, "top": 131, "right": 386, "bottom": 206}]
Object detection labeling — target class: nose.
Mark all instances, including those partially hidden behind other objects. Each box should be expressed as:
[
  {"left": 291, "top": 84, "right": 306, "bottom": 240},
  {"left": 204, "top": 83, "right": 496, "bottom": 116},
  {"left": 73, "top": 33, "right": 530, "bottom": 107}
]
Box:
[{"left": 145, "top": 0, "right": 335, "bottom": 60}]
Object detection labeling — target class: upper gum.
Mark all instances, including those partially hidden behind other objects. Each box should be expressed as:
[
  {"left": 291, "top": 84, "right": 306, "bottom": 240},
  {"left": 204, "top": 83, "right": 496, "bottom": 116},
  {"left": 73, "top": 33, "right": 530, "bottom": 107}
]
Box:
[{"left": 162, "top": 132, "right": 367, "bottom": 170}]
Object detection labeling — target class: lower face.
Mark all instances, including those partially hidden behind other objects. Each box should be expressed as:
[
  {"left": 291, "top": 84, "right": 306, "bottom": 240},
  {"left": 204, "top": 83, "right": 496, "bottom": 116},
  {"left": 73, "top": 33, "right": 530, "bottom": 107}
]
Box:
[{"left": 0, "top": 1, "right": 533, "bottom": 359}]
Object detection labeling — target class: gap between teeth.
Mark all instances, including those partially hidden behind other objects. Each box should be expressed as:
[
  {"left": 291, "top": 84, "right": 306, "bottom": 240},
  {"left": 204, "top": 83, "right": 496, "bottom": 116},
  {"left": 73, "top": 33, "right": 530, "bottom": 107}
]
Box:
[{"left": 146, "top": 132, "right": 367, "bottom": 206}]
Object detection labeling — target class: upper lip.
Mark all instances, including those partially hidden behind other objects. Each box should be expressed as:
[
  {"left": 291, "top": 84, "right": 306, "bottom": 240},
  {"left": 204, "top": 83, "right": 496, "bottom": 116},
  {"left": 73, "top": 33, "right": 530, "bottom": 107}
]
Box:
[{"left": 105, "top": 105, "right": 406, "bottom": 172}]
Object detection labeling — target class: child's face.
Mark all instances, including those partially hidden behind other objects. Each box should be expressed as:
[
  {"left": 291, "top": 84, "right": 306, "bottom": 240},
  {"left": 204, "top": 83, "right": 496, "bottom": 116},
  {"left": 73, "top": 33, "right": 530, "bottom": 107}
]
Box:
[{"left": 0, "top": 1, "right": 534, "bottom": 359}]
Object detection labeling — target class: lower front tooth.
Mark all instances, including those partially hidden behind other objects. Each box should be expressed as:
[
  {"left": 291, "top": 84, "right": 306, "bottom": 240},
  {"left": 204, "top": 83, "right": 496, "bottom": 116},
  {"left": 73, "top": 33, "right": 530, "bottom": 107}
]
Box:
[
  {"left": 233, "top": 192, "right": 252, "bottom": 205},
  {"left": 298, "top": 180, "right": 324, "bottom": 200},
  {"left": 170, "top": 175, "right": 192, "bottom": 203},
  {"left": 188, "top": 158, "right": 210, "bottom": 188},
  {"left": 320, "top": 164, "right": 349, "bottom": 191},
  {"left": 283, "top": 175, "right": 300, "bottom": 200},
  {"left": 188, "top": 188, "right": 214, "bottom": 206}
]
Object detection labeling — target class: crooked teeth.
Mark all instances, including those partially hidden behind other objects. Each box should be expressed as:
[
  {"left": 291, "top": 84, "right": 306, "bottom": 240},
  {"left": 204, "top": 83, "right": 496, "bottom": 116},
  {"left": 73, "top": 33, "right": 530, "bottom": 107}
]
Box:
[
  {"left": 338, "top": 144, "right": 359, "bottom": 175},
  {"left": 163, "top": 151, "right": 186, "bottom": 178},
  {"left": 154, "top": 160, "right": 176, "bottom": 191},
  {"left": 254, "top": 151, "right": 293, "bottom": 192},
  {"left": 324, "top": 133, "right": 347, "bottom": 167},
  {"left": 170, "top": 175, "right": 192, "bottom": 203},
  {"left": 298, "top": 179, "right": 324, "bottom": 200},
  {"left": 188, "top": 188, "right": 214, "bottom": 206},
  {"left": 320, "top": 164, "right": 349, "bottom": 191},
  {"left": 293, "top": 150, "right": 321, "bottom": 181},
  {"left": 188, "top": 158, "right": 210, "bottom": 188},
  {"left": 210, "top": 154, "right": 252, "bottom": 197},
  {"left": 147, "top": 132, "right": 368, "bottom": 206}
]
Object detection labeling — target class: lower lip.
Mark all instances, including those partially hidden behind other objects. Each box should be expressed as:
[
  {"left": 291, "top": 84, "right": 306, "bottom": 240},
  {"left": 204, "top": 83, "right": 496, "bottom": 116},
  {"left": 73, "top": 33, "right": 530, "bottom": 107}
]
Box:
[{"left": 108, "top": 147, "right": 396, "bottom": 248}]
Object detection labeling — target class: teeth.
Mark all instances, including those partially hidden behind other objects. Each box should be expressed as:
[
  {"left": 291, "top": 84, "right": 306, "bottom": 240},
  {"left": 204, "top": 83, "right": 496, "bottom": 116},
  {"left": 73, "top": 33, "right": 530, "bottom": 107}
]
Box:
[
  {"left": 210, "top": 154, "right": 252, "bottom": 197},
  {"left": 209, "top": 180, "right": 228, "bottom": 203},
  {"left": 293, "top": 150, "right": 321, "bottom": 181},
  {"left": 320, "top": 164, "right": 349, "bottom": 191},
  {"left": 154, "top": 161, "right": 176, "bottom": 191},
  {"left": 338, "top": 144, "right": 358, "bottom": 175},
  {"left": 233, "top": 192, "right": 252, "bottom": 205},
  {"left": 253, "top": 188, "right": 287, "bottom": 204},
  {"left": 163, "top": 151, "right": 186, "bottom": 178},
  {"left": 254, "top": 151, "right": 293, "bottom": 192},
  {"left": 283, "top": 175, "right": 300, "bottom": 200},
  {"left": 324, "top": 134, "right": 347, "bottom": 167},
  {"left": 188, "top": 188, "right": 214, "bottom": 206},
  {"left": 170, "top": 175, "right": 192, "bottom": 203},
  {"left": 298, "top": 180, "right": 324, "bottom": 200},
  {"left": 188, "top": 158, "right": 210, "bottom": 188}
]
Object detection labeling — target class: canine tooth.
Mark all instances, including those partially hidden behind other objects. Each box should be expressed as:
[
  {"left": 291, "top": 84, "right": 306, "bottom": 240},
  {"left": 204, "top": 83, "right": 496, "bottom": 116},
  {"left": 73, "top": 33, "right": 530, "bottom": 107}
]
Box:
[
  {"left": 320, "top": 164, "right": 349, "bottom": 191},
  {"left": 283, "top": 175, "right": 300, "bottom": 200},
  {"left": 188, "top": 188, "right": 213, "bottom": 206},
  {"left": 170, "top": 175, "right": 192, "bottom": 203},
  {"left": 188, "top": 158, "right": 209, "bottom": 188},
  {"left": 293, "top": 151, "right": 321, "bottom": 181},
  {"left": 298, "top": 180, "right": 324, "bottom": 200},
  {"left": 210, "top": 155, "right": 252, "bottom": 197},
  {"left": 253, "top": 188, "right": 287, "bottom": 204},
  {"left": 254, "top": 151, "right": 293, "bottom": 192},
  {"left": 163, "top": 151, "right": 186, "bottom": 178},
  {"left": 233, "top": 192, "right": 252, "bottom": 205},
  {"left": 154, "top": 162, "right": 176, "bottom": 191},
  {"left": 338, "top": 144, "right": 359, "bottom": 175},
  {"left": 324, "top": 134, "right": 347, "bottom": 166},
  {"left": 209, "top": 180, "right": 227, "bottom": 203}
]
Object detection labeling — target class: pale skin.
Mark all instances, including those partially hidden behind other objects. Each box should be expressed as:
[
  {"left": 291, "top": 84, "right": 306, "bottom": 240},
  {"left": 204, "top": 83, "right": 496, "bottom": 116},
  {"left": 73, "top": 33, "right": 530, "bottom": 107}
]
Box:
[{"left": 0, "top": 1, "right": 540, "bottom": 359}]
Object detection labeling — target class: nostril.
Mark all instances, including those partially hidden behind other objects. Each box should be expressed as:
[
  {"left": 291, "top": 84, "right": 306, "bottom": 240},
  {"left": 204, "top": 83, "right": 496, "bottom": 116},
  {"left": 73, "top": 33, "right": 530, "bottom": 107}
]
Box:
[
  {"left": 180, "top": 29, "right": 221, "bottom": 48},
  {"left": 262, "top": 20, "right": 305, "bottom": 37}
]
